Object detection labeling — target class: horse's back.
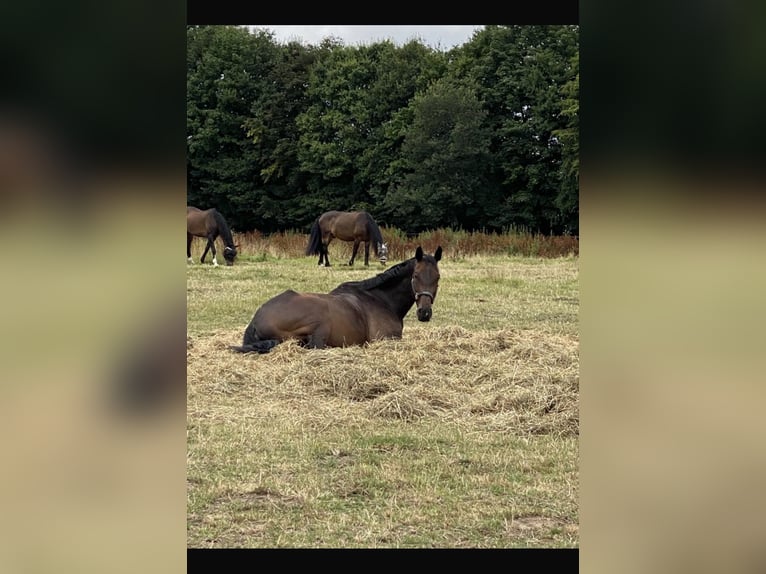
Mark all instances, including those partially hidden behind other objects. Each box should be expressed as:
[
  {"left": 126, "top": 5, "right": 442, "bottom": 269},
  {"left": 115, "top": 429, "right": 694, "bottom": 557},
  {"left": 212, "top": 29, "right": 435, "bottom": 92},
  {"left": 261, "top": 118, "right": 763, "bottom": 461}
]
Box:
[
  {"left": 253, "top": 290, "right": 330, "bottom": 338},
  {"left": 318, "top": 210, "right": 342, "bottom": 227},
  {"left": 187, "top": 206, "right": 213, "bottom": 235},
  {"left": 320, "top": 210, "right": 367, "bottom": 239}
]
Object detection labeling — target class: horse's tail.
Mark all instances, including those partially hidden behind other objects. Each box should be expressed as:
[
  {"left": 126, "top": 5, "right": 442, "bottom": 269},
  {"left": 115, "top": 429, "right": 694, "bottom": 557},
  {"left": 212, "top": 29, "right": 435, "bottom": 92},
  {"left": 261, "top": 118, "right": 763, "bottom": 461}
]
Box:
[
  {"left": 306, "top": 218, "right": 322, "bottom": 255},
  {"left": 230, "top": 321, "right": 281, "bottom": 353},
  {"left": 229, "top": 340, "right": 280, "bottom": 354},
  {"left": 211, "top": 209, "right": 235, "bottom": 248},
  {"left": 364, "top": 212, "right": 384, "bottom": 256}
]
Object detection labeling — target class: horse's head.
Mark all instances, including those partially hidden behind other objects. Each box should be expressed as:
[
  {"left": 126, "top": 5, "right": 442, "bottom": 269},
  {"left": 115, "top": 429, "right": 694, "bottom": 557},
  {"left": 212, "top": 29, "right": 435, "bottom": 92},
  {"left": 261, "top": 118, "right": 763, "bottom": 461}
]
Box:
[
  {"left": 412, "top": 245, "right": 442, "bottom": 322},
  {"left": 223, "top": 244, "right": 239, "bottom": 266},
  {"left": 378, "top": 242, "right": 389, "bottom": 265}
]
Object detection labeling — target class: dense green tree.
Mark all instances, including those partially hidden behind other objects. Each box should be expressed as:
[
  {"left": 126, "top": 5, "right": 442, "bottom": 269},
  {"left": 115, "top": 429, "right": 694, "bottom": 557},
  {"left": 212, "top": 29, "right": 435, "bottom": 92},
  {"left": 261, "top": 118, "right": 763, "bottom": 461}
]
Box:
[
  {"left": 383, "top": 78, "right": 492, "bottom": 231},
  {"left": 186, "top": 26, "right": 279, "bottom": 231},
  {"left": 241, "top": 39, "right": 318, "bottom": 231},
  {"left": 295, "top": 40, "right": 446, "bottom": 225},
  {"left": 186, "top": 25, "right": 579, "bottom": 235},
  {"left": 553, "top": 50, "right": 579, "bottom": 234},
  {"left": 452, "top": 25, "right": 579, "bottom": 234},
  {"left": 296, "top": 46, "right": 367, "bottom": 181},
  {"left": 352, "top": 40, "right": 446, "bottom": 220}
]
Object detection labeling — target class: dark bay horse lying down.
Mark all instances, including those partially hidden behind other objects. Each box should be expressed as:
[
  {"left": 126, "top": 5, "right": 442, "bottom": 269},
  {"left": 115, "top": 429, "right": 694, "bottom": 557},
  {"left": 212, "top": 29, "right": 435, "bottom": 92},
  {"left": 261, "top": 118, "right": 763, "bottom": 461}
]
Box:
[
  {"left": 306, "top": 210, "right": 388, "bottom": 267},
  {"left": 187, "top": 206, "right": 239, "bottom": 266},
  {"left": 230, "top": 246, "right": 442, "bottom": 354}
]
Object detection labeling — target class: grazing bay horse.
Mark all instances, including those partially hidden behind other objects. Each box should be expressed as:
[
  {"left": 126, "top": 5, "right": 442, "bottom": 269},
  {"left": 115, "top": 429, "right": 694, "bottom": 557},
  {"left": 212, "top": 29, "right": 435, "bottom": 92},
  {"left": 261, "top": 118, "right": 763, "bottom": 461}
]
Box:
[
  {"left": 306, "top": 210, "right": 388, "bottom": 267},
  {"left": 186, "top": 206, "right": 238, "bottom": 266},
  {"left": 230, "top": 246, "right": 442, "bottom": 354}
]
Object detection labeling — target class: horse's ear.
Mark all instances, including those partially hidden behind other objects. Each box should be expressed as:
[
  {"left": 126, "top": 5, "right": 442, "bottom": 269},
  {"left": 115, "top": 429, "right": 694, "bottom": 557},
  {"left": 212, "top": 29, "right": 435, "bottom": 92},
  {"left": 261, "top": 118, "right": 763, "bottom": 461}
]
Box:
[
  {"left": 434, "top": 246, "right": 442, "bottom": 262},
  {"left": 415, "top": 246, "right": 423, "bottom": 261}
]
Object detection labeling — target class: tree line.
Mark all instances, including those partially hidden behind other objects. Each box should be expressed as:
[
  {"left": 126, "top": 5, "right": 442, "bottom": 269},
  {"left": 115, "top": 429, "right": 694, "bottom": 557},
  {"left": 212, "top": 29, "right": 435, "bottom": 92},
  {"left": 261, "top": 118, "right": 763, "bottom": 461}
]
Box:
[{"left": 187, "top": 25, "right": 579, "bottom": 236}]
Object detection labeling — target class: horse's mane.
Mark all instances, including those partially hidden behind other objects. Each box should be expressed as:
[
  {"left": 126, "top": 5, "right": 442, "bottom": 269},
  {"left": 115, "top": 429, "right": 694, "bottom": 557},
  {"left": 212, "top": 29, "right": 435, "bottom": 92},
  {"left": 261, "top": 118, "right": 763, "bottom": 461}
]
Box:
[
  {"left": 211, "top": 209, "right": 235, "bottom": 248},
  {"left": 332, "top": 258, "right": 414, "bottom": 294},
  {"left": 362, "top": 212, "right": 384, "bottom": 255}
]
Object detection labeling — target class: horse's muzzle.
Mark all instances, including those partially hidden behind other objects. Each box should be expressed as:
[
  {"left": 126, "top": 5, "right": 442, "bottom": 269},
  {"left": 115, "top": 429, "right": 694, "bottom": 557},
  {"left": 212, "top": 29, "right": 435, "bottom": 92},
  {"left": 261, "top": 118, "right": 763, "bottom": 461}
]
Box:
[{"left": 416, "top": 307, "right": 432, "bottom": 322}]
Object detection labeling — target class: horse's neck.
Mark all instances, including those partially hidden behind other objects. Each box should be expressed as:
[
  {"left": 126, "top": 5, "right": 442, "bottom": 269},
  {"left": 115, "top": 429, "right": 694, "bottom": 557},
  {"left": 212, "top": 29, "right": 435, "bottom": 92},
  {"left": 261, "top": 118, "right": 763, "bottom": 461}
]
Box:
[
  {"left": 216, "top": 226, "right": 233, "bottom": 247},
  {"left": 370, "top": 276, "right": 414, "bottom": 320}
]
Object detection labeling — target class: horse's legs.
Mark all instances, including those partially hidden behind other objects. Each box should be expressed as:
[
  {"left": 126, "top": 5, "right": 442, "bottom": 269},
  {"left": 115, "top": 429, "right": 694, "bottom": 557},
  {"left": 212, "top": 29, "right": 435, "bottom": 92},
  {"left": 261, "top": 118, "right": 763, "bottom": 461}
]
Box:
[
  {"left": 187, "top": 233, "right": 194, "bottom": 264},
  {"left": 321, "top": 236, "right": 332, "bottom": 267},
  {"left": 202, "top": 237, "right": 218, "bottom": 266},
  {"left": 305, "top": 324, "right": 330, "bottom": 349},
  {"left": 317, "top": 243, "right": 326, "bottom": 266},
  {"left": 363, "top": 241, "right": 370, "bottom": 266},
  {"left": 349, "top": 240, "right": 361, "bottom": 266}
]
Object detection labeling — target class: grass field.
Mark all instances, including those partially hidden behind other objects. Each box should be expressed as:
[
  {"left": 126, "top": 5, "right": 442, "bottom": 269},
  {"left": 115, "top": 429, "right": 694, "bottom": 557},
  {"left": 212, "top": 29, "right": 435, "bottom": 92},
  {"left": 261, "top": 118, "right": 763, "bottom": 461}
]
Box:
[{"left": 187, "top": 242, "right": 579, "bottom": 548}]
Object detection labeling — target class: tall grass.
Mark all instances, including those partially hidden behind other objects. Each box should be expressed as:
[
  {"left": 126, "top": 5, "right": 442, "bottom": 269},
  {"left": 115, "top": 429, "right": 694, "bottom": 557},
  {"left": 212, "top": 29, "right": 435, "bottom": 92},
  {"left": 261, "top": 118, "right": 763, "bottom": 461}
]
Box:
[{"left": 232, "top": 227, "right": 579, "bottom": 262}]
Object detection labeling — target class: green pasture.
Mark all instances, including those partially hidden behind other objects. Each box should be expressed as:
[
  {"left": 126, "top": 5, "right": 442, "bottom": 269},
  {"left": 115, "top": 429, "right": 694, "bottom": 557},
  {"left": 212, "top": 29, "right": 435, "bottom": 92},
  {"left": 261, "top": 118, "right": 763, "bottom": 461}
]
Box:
[{"left": 187, "top": 252, "right": 579, "bottom": 548}]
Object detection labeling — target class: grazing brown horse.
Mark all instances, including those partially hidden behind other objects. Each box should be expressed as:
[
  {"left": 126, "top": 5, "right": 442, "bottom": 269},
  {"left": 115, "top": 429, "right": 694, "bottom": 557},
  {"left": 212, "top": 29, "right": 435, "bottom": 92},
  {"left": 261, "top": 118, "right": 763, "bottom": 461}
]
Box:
[
  {"left": 306, "top": 210, "right": 388, "bottom": 267},
  {"left": 187, "top": 206, "right": 239, "bottom": 266},
  {"left": 230, "top": 246, "right": 442, "bottom": 354}
]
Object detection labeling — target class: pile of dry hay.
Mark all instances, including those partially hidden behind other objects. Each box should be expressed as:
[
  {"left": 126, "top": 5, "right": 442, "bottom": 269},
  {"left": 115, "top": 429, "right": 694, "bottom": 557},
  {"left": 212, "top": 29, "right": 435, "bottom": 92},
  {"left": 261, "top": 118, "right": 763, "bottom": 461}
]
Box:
[{"left": 187, "top": 325, "right": 578, "bottom": 438}]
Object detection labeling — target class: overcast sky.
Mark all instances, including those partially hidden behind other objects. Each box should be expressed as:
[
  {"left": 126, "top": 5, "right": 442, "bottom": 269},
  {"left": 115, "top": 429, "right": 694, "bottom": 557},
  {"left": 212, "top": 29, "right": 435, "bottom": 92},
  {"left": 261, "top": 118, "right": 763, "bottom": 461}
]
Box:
[{"left": 247, "top": 25, "right": 486, "bottom": 51}]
